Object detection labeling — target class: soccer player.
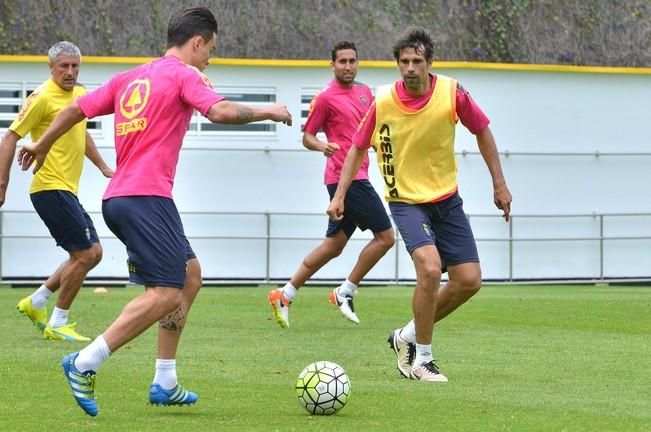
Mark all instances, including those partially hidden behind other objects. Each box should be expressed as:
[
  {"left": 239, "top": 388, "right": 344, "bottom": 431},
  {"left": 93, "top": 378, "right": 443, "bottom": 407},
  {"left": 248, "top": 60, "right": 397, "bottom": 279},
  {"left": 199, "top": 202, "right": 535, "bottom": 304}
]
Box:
[
  {"left": 0, "top": 41, "right": 113, "bottom": 342},
  {"left": 268, "top": 41, "right": 395, "bottom": 328},
  {"left": 327, "top": 27, "right": 512, "bottom": 382},
  {"left": 18, "top": 7, "right": 292, "bottom": 416}
]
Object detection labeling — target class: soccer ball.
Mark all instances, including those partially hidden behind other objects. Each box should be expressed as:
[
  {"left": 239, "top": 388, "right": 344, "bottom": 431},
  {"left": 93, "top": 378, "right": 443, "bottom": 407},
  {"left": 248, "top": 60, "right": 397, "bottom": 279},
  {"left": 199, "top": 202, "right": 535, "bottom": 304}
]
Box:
[{"left": 296, "top": 361, "right": 351, "bottom": 415}]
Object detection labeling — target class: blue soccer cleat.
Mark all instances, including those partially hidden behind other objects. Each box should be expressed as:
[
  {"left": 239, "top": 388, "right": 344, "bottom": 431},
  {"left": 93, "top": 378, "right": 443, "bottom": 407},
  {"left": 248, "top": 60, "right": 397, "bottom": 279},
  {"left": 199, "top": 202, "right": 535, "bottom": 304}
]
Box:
[
  {"left": 61, "top": 352, "right": 99, "bottom": 416},
  {"left": 149, "top": 383, "right": 198, "bottom": 406}
]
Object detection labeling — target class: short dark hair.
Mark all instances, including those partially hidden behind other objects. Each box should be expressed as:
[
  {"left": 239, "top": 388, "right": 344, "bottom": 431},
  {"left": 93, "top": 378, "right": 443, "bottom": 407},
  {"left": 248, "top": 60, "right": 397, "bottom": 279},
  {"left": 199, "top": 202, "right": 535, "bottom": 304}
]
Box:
[
  {"left": 331, "top": 40, "right": 358, "bottom": 62},
  {"left": 392, "top": 27, "right": 435, "bottom": 63},
  {"left": 167, "top": 7, "right": 218, "bottom": 49}
]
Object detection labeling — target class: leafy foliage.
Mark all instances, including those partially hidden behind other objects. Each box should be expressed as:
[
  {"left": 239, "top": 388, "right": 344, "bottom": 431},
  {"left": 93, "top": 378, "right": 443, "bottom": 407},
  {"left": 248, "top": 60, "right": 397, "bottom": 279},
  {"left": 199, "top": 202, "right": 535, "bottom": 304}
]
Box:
[{"left": 2, "top": 0, "right": 650, "bottom": 66}]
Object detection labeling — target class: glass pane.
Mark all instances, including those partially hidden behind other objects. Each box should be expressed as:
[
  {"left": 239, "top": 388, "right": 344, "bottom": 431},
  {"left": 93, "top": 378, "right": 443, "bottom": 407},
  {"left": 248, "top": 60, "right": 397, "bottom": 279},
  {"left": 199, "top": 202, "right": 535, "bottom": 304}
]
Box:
[
  {"left": 0, "top": 105, "right": 19, "bottom": 113},
  {"left": 221, "top": 93, "right": 275, "bottom": 103},
  {"left": 200, "top": 123, "right": 275, "bottom": 132},
  {"left": 0, "top": 90, "right": 20, "bottom": 98}
]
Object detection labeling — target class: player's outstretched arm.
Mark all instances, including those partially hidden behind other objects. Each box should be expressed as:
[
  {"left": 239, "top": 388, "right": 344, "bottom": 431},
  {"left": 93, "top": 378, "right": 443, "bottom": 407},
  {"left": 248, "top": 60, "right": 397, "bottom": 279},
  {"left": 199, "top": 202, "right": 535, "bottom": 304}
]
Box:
[
  {"left": 0, "top": 130, "right": 20, "bottom": 206},
  {"left": 85, "top": 132, "right": 113, "bottom": 178},
  {"left": 302, "top": 132, "right": 340, "bottom": 158},
  {"left": 17, "top": 101, "right": 87, "bottom": 173},
  {"left": 206, "top": 100, "right": 292, "bottom": 126},
  {"left": 476, "top": 126, "right": 512, "bottom": 221},
  {"left": 326, "top": 145, "right": 367, "bottom": 221}
]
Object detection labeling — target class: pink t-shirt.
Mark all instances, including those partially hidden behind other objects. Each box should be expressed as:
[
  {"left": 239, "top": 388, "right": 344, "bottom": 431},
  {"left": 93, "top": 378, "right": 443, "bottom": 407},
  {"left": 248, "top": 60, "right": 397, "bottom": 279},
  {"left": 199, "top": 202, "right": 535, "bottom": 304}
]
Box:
[
  {"left": 353, "top": 74, "right": 490, "bottom": 150},
  {"left": 304, "top": 80, "right": 373, "bottom": 185},
  {"left": 78, "top": 55, "right": 224, "bottom": 199}
]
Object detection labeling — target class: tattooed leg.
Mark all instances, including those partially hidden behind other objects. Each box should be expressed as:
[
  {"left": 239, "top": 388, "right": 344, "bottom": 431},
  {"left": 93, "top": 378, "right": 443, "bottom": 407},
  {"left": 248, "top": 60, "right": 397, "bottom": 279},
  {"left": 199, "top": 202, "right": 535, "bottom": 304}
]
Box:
[
  {"left": 156, "top": 258, "right": 202, "bottom": 359},
  {"left": 159, "top": 304, "right": 187, "bottom": 333}
]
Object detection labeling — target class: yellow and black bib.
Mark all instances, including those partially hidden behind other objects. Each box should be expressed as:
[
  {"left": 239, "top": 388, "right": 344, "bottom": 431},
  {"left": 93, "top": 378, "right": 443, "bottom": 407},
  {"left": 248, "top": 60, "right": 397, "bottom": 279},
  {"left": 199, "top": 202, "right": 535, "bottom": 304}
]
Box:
[{"left": 372, "top": 75, "right": 458, "bottom": 203}]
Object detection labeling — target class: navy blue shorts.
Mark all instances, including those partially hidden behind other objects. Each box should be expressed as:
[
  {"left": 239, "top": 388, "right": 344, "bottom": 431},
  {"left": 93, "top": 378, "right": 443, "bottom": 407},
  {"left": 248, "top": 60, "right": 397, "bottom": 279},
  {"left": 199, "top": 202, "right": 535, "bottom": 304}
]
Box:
[
  {"left": 30, "top": 190, "right": 99, "bottom": 251},
  {"left": 102, "top": 196, "right": 196, "bottom": 289},
  {"left": 389, "top": 193, "right": 479, "bottom": 270},
  {"left": 326, "top": 179, "right": 392, "bottom": 238}
]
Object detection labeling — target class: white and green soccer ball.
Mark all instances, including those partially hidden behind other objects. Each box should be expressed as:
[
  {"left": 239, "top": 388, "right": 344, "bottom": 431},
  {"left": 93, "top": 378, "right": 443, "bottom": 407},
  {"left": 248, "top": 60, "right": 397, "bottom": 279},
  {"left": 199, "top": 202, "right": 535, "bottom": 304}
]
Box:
[{"left": 296, "top": 361, "right": 351, "bottom": 415}]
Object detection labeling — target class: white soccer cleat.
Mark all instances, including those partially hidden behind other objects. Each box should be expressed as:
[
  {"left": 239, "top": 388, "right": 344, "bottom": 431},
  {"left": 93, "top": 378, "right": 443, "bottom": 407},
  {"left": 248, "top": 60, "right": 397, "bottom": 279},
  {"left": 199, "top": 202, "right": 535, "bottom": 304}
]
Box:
[
  {"left": 410, "top": 360, "right": 448, "bottom": 382},
  {"left": 268, "top": 288, "right": 291, "bottom": 328},
  {"left": 387, "top": 329, "right": 415, "bottom": 379},
  {"left": 328, "top": 287, "right": 360, "bottom": 324}
]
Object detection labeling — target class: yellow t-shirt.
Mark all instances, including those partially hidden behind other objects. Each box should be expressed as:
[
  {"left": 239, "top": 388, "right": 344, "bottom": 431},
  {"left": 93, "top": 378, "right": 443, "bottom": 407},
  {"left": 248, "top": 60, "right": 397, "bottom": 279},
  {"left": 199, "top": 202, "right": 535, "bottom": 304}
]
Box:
[
  {"left": 10, "top": 79, "right": 87, "bottom": 195},
  {"left": 372, "top": 75, "right": 458, "bottom": 203}
]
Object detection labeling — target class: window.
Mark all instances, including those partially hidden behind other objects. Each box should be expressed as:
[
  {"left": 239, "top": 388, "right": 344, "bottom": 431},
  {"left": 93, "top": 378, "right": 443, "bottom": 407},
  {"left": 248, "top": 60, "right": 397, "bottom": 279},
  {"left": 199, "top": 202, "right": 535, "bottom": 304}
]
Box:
[
  {"left": 0, "top": 82, "right": 25, "bottom": 129},
  {"left": 188, "top": 87, "right": 277, "bottom": 136},
  {"left": 300, "top": 87, "right": 326, "bottom": 140},
  {"left": 0, "top": 81, "right": 102, "bottom": 134},
  {"left": 81, "top": 83, "right": 102, "bottom": 135}
]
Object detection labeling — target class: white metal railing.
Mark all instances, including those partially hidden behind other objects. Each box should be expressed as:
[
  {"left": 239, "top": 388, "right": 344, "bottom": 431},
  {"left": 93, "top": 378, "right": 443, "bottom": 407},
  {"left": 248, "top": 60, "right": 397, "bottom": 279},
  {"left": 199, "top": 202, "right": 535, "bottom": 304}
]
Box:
[{"left": 1, "top": 210, "right": 650, "bottom": 284}]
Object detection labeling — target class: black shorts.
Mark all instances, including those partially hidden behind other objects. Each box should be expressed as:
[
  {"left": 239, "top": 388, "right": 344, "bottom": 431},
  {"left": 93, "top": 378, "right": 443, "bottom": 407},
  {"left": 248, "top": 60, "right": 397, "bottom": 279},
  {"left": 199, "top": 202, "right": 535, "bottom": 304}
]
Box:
[
  {"left": 30, "top": 190, "right": 99, "bottom": 251},
  {"left": 102, "top": 196, "right": 196, "bottom": 288},
  {"left": 326, "top": 179, "right": 392, "bottom": 238},
  {"left": 389, "top": 193, "right": 479, "bottom": 270}
]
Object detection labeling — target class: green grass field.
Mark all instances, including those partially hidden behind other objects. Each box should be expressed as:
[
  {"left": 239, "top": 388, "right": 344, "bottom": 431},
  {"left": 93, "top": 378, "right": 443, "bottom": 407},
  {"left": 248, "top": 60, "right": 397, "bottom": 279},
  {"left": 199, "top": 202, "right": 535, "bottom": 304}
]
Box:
[{"left": 1, "top": 284, "right": 649, "bottom": 431}]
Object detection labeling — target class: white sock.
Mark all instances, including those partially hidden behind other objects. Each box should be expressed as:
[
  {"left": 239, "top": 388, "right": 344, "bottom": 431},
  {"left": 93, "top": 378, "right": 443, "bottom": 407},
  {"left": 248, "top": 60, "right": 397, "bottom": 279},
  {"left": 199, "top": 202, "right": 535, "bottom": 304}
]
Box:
[
  {"left": 49, "top": 307, "right": 69, "bottom": 328},
  {"left": 399, "top": 320, "right": 416, "bottom": 344},
  {"left": 30, "top": 284, "right": 53, "bottom": 309},
  {"left": 338, "top": 279, "right": 357, "bottom": 297},
  {"left": 75, "top": 335, "right": 111, "bottom": 373},
  {"left": 414, "top": 343, "right": 433, "bottom": 366},
  {"left": 282, "top": 282, "right": 297, "bottom": 301},
  {"left": 153, "top": 359, "right": 178, "bottom": 390}
]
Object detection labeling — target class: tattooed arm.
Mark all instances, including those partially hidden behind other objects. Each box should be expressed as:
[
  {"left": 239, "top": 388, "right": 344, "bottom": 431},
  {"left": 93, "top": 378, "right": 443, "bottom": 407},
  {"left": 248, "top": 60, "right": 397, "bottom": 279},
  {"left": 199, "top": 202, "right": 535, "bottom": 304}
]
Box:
[{"left": 206, "top": 100, "right": 292, "bottom": 126}]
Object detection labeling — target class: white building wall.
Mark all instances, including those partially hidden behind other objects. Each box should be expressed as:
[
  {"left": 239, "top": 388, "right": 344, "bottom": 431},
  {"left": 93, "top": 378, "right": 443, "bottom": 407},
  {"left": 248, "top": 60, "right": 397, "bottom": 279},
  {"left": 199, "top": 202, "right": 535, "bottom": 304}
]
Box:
[{"left": 1, "top": 58, "right": 649, "bottom": 283}]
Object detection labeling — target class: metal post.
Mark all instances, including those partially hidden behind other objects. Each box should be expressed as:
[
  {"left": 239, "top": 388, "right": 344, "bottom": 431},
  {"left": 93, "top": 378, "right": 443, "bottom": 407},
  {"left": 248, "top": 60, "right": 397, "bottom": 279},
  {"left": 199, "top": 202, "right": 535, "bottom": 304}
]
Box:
[
  {"left": 265, "top": 212, "right": 271, "bottom": 283},
  {"left": 0, "top": 211, "right": 3, "bottom": 283},
  {"left": 509, "top": 216, "right": 514, "bottom": 282},
  {"left": 599, "top": 214, "right": 604, "bottom": 281},
  {"left": 394, "top": 237, "right": 400, "bottom": 284}
]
